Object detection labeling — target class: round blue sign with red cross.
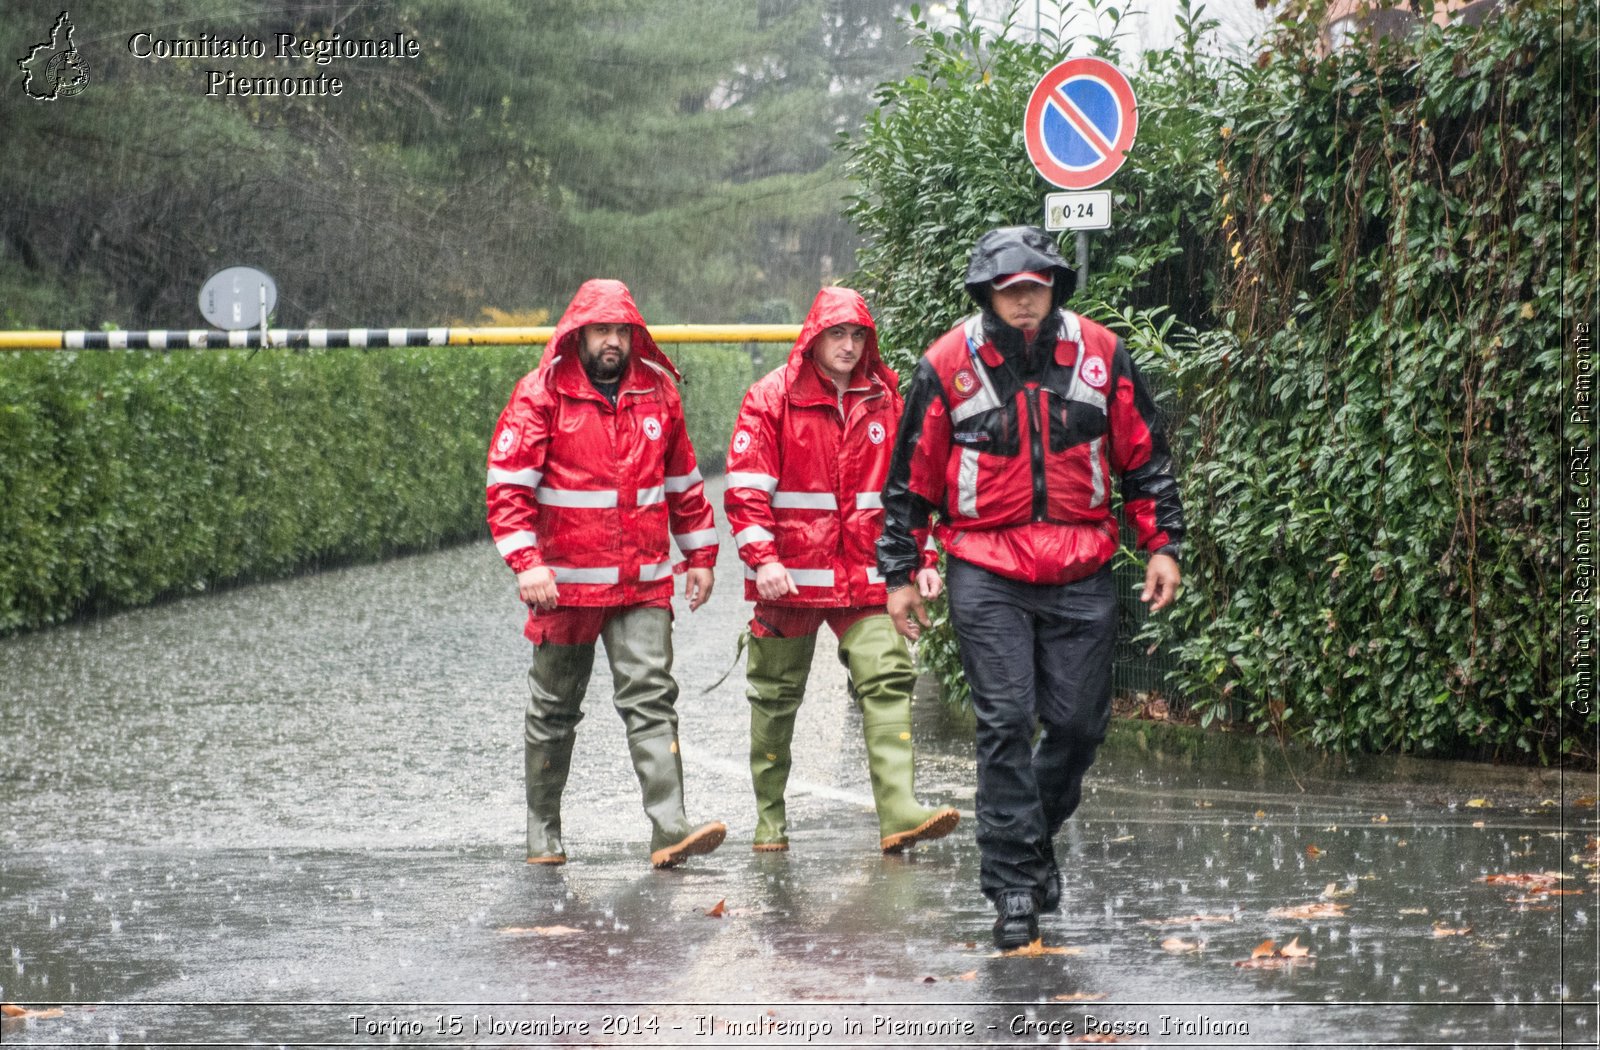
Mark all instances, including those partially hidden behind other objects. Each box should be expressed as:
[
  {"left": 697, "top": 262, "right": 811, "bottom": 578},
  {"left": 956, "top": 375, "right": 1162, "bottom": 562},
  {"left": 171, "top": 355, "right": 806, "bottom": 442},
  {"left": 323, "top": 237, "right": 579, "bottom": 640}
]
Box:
[{"left": 1023, "top": 57, "right": 1138, "bottom": 190}]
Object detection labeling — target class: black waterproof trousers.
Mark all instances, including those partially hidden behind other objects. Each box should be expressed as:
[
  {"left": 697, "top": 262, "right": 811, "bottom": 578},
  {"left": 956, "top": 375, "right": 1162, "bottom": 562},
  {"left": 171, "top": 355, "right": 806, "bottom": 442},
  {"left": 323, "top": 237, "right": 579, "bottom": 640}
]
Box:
[{"left": 945, "top": 557, "right": 1118, "bottom": 904}]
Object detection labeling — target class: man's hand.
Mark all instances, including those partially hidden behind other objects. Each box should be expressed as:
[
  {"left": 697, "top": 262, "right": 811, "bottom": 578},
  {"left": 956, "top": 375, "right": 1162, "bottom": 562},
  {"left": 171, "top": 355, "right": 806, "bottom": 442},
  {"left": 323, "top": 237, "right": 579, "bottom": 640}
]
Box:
[
  {"left": 518, "top": 565, "right": 558, "bottom": 611},
  {"left": 754, "top": 561, "right": 799, "bottom": 601},
  {"left": 887, "top": 584, "right": 929, "bottom": 641},
  {"left": 683, "top": 567, "right": 715, "bottom": 611},
  {"left": 1140, "top": 553, "right": 1181, "bottom": 612},
  {"left": 915, "top": 566, "right": 943, "bottom": 601}
]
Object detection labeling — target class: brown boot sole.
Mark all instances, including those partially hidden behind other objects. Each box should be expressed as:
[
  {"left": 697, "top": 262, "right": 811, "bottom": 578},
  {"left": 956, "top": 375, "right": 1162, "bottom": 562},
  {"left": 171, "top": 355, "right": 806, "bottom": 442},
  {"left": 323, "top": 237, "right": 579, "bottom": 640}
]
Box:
[
  {"left": 752, "top": 842, "right": 790, "bottom": 853},
  {"left": 526, "top": 855, "right": 567, "bottom": 866},
  {"left": 651, "top": 822, "right": 728, "bottom": 868},
  {"left": 880, "top": 807, "right": 960, "bottom": 854}
]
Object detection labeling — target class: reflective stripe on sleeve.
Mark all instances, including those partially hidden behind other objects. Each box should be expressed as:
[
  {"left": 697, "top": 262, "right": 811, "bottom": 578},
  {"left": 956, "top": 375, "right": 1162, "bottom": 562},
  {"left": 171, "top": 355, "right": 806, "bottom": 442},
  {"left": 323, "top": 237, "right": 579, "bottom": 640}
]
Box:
[
  {"left": 487, "top": 467, "right": 542, "bottom": 489},
  {"left": 745, "top": 565, "right": 836, "bottom": 588},
  {"left": 536, "top": 487, "right": 619, "bottom": 508},
  {"left": 637, "top": 560, "right": 674, "bottom": 582},
  {"left": 637, "top": 485, "right": 666, "bottom": 506},
  {"left": 547, "top": 565, "right": 620, "bottom": 584},
  {"left": 734, "top": 525, "right": 775, "bottom": 548},
  {"left": 725, "top": 471, "right": 778, "bottom": 494},
  {"left": 664, "top": 468, "right": 703, "bottom": 493},
  {"left": 494, "top": 530, "right": 538, "bottom": 556},
  {"left": 673, "top": 528, "right": 718, "bottom": 551},
  {"left": 772, "top": 491, "right": 838, "bottom": 510},
  {"left": 855, "top": 492, "right": 883, "bottom": 510}
]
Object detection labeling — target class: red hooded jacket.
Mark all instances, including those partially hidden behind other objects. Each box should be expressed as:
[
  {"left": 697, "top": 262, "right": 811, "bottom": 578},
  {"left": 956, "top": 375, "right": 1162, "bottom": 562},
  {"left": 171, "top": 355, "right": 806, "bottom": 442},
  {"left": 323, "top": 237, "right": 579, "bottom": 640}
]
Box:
[
  {"left": 486, "top": 280, "right": 718, "bottom": 631},
  {"left": 723, "top": 287, "right": 932, "bottom": 608}
]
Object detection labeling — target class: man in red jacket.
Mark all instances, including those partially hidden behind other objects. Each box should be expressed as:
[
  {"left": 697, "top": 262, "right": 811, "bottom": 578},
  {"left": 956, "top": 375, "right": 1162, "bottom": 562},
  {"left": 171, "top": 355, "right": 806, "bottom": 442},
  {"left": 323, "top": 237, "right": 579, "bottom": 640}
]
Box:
[
  {"left": 487, "top": 278, "right": 725, "bottom": 869},
  {"left": 724, "top": 287, "right": 958, "bottom": 854},
  {"left": 878, "top": 227, "right": 1185, "bottom": 948}
]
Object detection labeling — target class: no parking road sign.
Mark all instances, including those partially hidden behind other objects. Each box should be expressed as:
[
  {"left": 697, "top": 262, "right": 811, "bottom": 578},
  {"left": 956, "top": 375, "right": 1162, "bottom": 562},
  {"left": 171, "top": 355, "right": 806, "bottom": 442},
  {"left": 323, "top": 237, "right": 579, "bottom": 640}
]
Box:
[{"left": 1024, "top": 57, "right": 1138, "bottom": 190}]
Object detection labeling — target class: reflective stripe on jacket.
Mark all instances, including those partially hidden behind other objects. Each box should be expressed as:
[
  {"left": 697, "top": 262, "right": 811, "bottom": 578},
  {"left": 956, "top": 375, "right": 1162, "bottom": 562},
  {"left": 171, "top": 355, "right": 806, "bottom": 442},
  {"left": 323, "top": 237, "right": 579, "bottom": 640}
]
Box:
[
  {"left": 486, "top": 279, "right": 718, "bottom": 621},
  {"left": 878, "top": 309, "right": 1183, "bottom": 587}
]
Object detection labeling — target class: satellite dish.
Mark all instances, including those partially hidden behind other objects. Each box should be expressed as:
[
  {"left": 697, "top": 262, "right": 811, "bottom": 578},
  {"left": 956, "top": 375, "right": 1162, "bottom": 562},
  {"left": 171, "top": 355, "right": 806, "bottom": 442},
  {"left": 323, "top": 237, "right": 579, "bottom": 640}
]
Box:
[{"left": 199, "top": 266, "right": 277, "bottom": 330}]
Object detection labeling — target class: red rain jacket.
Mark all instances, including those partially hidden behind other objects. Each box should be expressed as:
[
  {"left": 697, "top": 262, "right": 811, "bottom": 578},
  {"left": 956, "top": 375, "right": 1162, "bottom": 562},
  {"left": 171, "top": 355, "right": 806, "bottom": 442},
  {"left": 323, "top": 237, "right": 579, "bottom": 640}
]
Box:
[
  {"left": 486, "top": 280, "right": 718, "bottom": 631},
  {"left": 724, "top": 287, "right": 931, "bottom": 608},
  {"left": 878, "top": 309, "right": 1183, "bottom": 586}
]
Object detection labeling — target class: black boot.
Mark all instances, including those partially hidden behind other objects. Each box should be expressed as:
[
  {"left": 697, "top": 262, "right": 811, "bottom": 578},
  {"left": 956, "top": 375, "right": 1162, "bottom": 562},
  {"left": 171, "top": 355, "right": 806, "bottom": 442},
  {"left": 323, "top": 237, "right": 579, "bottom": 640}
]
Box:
[
  {"left": 993, "top": 890, "right": 1039, "bottom": 950},
  {"left": 1041, "top": 843, "right": 1062, "bottom": 914}
]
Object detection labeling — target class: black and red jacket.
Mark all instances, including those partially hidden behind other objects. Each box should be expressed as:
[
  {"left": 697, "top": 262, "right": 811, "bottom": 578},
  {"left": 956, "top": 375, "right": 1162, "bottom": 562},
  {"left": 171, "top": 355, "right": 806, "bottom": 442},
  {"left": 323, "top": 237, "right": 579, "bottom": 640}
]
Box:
[{"left": 877, "top": 308, "right": 1184, "bottom": 587}]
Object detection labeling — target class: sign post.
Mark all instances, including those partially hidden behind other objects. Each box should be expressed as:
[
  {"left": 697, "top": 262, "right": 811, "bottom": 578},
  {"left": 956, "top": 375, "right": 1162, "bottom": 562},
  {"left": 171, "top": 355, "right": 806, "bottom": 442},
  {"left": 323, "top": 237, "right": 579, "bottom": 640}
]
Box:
[{"left": 1022, "top": 57, "right": 1139, "bottom": 291}]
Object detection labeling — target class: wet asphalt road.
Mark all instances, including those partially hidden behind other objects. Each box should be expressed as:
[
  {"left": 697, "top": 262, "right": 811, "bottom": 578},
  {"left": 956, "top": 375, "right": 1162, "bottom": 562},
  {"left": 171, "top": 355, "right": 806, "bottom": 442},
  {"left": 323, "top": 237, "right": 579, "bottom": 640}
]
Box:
[{"left": 2, "top": 478, "right": 1597, "bottom": 1048}]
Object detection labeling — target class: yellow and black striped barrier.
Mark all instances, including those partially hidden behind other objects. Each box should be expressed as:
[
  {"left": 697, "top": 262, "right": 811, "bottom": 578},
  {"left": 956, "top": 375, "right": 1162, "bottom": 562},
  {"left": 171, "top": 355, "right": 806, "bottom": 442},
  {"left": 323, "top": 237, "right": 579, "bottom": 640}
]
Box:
[{"left": 0, "top": 324, "right": 803, "bottom": 351}]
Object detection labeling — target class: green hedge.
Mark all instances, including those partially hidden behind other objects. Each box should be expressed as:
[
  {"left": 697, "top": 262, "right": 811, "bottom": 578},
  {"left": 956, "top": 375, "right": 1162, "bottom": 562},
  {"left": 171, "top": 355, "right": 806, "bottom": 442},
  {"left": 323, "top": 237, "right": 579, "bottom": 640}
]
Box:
[{"left": 0, "top": 342, "right": 751, "bottom": 635}]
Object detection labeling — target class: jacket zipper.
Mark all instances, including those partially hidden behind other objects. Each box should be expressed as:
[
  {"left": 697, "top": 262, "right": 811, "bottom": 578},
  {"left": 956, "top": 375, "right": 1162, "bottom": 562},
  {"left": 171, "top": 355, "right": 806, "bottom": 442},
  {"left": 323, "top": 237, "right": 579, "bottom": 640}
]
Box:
[{"left": 1026, "top": 385, "right": 1047, "bottom": 521}]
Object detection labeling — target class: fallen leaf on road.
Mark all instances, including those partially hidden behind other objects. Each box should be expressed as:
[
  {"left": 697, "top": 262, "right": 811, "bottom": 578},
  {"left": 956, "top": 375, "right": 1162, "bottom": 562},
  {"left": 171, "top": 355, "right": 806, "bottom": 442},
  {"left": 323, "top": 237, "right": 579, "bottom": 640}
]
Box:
[
  {"left": 1268, "top": 902, "right": 1347, "bottom": 919},
  {"left": 1161, "top": 937, "right": 1204, "bottom": 953},
  {"left": 1371, "top": 813, "right": 1389, "bottom": 823},
  {"left": 1321, "top": 882, "right": 1356, "bottom": 900},
  {"left": 997, "top": 939, "right": 1084, "bottom": 958},
  {"left": 1254, "top": 809, "right": 1267, "bottom": 819},
  {"left": 500, "top": 925, "right": 586, "bottom": 936},
  {"left": 1235, "top": 938, "right": 1315, "bottom": 968},
  {"left": 0, "top": 1006, "right": 65, "bottom": 1020},
  {"left": 705, "top": 899, "right": 726, "bottom": 918},
  {"left": 1305, "top": 844, "right": 1324, "bottom": 858},
  {"left": 1465, "top": 798, "right": 1491, "bottom": 809},
  {"left": 1574, "top": 796, "right": 1597, "bottom": 808},
  {"left": 1483, "top": 872, "right": 1566, "bottom": 889},
  {"left": 952, "top": 970, "right": 977, "bottom": 981},
  {"left": 1432, "top": 924, "right": 1473, "bottom": 937}
]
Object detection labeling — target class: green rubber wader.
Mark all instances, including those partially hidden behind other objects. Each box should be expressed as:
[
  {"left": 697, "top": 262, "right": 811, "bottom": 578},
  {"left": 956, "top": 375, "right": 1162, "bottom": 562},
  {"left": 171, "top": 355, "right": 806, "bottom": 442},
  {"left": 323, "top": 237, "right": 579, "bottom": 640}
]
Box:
[
  {"left": 840, "top": 614, "right": 945, "bottom": 839},
  {"left": 524, "top": 641, "right": 596, "bottom": 860},
  {"left": 600, "top": 607, "right": 697, "bottom": 849},
  {"left": 744, "top": 631, "right": 817, "bottom": 847}
]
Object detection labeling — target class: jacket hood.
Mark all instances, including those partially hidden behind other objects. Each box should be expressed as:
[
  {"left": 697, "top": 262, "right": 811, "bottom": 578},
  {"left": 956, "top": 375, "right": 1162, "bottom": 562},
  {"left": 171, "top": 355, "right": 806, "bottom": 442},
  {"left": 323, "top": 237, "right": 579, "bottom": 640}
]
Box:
[
  {"left": 538, "top": 278, "right": 680, "bottom": 380},
  {"left": 963, "top": 226, "right": 1074, "bottom": 310},
  {"left": 786, "top": 286, "right": 895, "bottom": 391}
]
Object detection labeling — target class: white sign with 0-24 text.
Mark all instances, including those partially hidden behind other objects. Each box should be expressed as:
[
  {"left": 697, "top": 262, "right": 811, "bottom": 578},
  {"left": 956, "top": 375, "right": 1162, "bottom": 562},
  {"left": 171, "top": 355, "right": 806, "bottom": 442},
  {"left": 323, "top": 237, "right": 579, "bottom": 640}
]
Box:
[{"left": 1044, "top": 190, "right": 1112, "bottom": 232}]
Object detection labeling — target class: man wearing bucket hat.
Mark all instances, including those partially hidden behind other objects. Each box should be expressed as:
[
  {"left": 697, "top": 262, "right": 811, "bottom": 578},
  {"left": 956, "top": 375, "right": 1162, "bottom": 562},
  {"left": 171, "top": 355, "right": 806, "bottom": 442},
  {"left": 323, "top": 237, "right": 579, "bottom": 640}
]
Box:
[
  {"left": 724, "top": 286, "right": 959, "bottom": 855},
  {"left": 877, "top": 226, "right": 1185, "bottom": 948},
  {"left": 487, "top": 278, "right": 726, "bottom": 870}
]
